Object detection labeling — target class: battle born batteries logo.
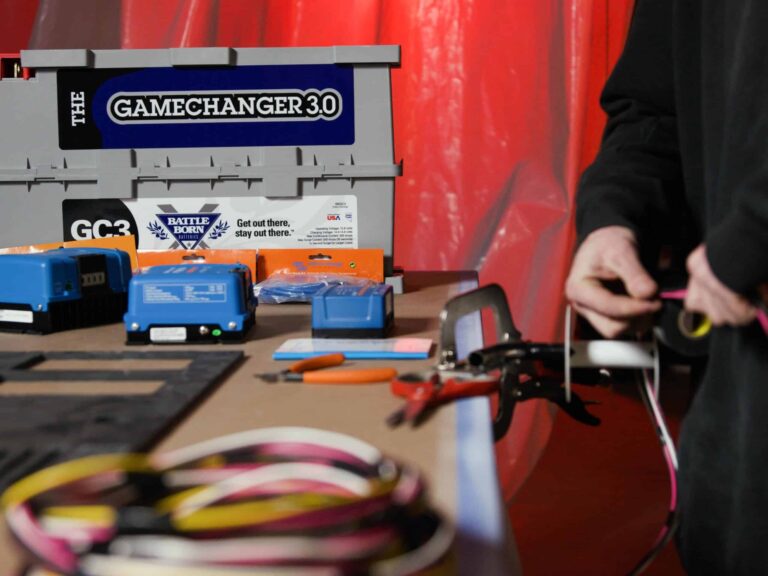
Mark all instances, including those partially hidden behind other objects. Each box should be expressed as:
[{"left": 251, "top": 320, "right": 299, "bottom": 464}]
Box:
[{"left": 147, "top": 203, "right": 230, "bottom": 249}]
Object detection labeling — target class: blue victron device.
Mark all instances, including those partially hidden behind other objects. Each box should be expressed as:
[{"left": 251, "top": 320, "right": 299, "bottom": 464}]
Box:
[
  {"left": 0, "top": 248, "right": 132, "bottom": 334},
  {"left": 124, "top": 263, "right": 256, "bottom": 344},
  {"left": 311, "top": 283, "right": 394, "bottom": 338}
]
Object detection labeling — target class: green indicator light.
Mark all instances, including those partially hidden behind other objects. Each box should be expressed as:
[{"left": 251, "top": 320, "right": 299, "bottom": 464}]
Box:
[
  {"left": 212, "top": 329, "right": 222, "bottom": 337},
  {"left": 349, "top": 262, "right": 357, "bottom": 269}
]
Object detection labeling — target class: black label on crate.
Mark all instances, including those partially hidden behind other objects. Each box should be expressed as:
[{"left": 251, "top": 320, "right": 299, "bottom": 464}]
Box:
[
  {"left": 63, "top": 199, "right": 139, "bottom": 245},
  {"left": 57, "top": 64, "right": 355, "bottom": 150}
]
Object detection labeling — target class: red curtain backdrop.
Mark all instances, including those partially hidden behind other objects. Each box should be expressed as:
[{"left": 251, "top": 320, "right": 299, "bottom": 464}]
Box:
[
  {"left": 6, "top": 0, "right": 633, "bottom": 500},
  {"left": 0, "top": 0, "right": 38, "bottom": 52}
]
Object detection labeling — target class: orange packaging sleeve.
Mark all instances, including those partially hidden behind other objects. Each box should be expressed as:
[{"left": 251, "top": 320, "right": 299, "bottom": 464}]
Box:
[
  {"left": 0, "top": 235, "right": 139, "bottom": 269},
  {"left": 258, "top": 249, "right": 384, "bottom": 282}
]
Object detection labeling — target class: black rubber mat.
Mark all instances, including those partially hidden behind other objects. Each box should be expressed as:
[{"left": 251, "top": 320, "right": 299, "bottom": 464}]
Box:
[{"left": 0, "top": 350, "right": 242, "bottom": 491}]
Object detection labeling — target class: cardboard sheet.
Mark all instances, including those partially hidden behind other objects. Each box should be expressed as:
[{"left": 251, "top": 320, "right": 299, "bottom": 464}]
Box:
[{"left": 0, "top": 271, "right": 476, "bottom": 574}]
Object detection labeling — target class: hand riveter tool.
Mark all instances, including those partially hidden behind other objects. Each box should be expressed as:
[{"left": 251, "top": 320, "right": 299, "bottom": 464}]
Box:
[{"left": 387, "top": 284, "right": 661, "bottom": 440}]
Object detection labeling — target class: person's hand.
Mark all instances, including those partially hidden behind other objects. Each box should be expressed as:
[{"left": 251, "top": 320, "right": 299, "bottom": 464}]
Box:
[
  {"left": 684, "top": 244, "right": 756, "bottom": 326},
  {"left": 566, "top": 226, "right": 661, "bottom": 337}
]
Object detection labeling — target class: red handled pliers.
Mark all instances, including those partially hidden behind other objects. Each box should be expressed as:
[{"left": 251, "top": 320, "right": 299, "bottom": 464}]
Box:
[{"left": 386, "top": 369, "right": 499, "bottom": 427}]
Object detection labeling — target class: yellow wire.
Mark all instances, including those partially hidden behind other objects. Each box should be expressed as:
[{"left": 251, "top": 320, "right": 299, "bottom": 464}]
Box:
[
  {"left": 40, "top": 484, "right": 401, "bottom": 532},
  {"left": 41, "top": 492, "right": 380, "bottom": 533},
  {"left": 4, "top": 453, "right": 405, "bottom": 536},
  {"left": 173, "top": 477, "right": 399, "bottom": 531},
  {"left": 156, "top": 485, "right": 209, "bottom": 513},
  {"left": 196, "top": 455, "right": 227, "bottom": 468},
  {"left": 173, "top": 492, "right": 353, "bottom": 531},
  {"left": 1, "top": 454, "right": 150, "bottom": 508},
  {"left": 42, "top": 505, "right": 116, "bottom": 526}
]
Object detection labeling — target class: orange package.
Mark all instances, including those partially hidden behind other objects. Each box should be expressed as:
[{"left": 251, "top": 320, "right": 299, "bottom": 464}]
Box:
[
  {"left": 258, "top": 249, "right": 384, "bottom": 282},
  {"left": 0, "top": 235, "right": 139, "bottom": 269}
]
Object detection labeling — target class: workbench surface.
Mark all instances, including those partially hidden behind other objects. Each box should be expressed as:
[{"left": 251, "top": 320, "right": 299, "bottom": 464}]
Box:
[{"left": 0, "top": 271, "right": 519, "bottom": 575}]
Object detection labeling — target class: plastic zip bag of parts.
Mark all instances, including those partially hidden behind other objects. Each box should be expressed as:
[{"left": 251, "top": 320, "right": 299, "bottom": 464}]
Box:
[{"left": 253, "top": 273, "right": 377, "bottom": 304}]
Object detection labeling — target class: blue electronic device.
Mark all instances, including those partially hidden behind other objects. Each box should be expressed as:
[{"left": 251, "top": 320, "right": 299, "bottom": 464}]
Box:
[
  {"left": 311, "top": 283, "right": 394, "bottom": 338},
  {"left": 124, "top": 263, "right": 256, "bottom": 344},
  {"left": 0, "top": 248, "right": 132, "bottom": 334}
]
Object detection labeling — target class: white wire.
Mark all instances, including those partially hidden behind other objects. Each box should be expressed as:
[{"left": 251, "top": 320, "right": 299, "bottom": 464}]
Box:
[
  {"left": 108, "top": 531, "right": 392, "bottom": 563},
  {"left": 641, "top": 367, "right": 678, "bottom": 472},
  {"left": 172, "top": 462, "right": 374, "bottom": 519},
  {"left": 79, "top": 554, "right": 339, "bottom": 576},
  {"left": 653, "top": 334, "right": 661, "bottom": 400},
  {"left": 565, "top": 305, "right": 572, "bottom": 402},
  {"left": 371, "top": 517, "right": 455, "bottom": 576},
  {"left": 152, "top": 427, "right": 383, "bottom": 470},
  {"left": 626, "top": 365, "right": 679, "bottom": 576}
]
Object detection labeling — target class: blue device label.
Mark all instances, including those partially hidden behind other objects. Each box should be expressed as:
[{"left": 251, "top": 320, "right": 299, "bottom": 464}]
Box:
[
  {"left": 142, "top": 283, "right": 228, "bottom": 304},
  {"left": 331, "top": 285, "right": 367, "bottom": 296},
  {"left": 57, "top": 65, "right": 355, "bottom": 149}
]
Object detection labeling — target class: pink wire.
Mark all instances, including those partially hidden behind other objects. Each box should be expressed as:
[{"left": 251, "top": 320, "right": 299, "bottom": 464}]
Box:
[
  {"left": 659, "top": 289, "right": 686, "bottom": 300},
  {"left": 6, "top": 504, "right": 79, "bottom": 573},
  {"left": 4, "top": 434, "right": 447, "bottom": 573},
  {"left": 756, "top": 309, "right": 768, "bottom": 335}
]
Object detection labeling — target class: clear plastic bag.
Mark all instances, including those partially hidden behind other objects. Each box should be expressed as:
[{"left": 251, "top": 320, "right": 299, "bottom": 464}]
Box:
[{"left": 253, "top": 273, "right": 376, "bottom": 304}]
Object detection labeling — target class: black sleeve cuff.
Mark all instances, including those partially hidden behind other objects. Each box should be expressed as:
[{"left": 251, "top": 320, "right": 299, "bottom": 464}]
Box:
[{"left": 706, "top": 207, "right": 768, "bottom": 295}]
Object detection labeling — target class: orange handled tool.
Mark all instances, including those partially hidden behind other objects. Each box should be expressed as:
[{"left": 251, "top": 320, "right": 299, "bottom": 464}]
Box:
[
  {"left": 299, "top": 367, "right": 398, "bottom": 384},
  {"left": 286, "top": 353, "right": 346, "bottom": 373},
  {"left": 257, "top": 353, "right": 397, "bottom": 384}
]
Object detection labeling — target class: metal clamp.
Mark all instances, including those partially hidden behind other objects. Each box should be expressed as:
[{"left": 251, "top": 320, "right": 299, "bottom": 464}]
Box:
[
  {"left": 438, "top": 283, "right": 520, "bottom": 370},
  {"left": 437, "top": 283, "right": 522, "bottom": 440}
]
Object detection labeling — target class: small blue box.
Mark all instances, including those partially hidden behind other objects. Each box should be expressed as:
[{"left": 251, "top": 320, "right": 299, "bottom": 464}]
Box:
[
  {"left": 0, "top": 248, "right": 131, "bottom": 334},
  {"left": 124, "top": 263, "right": 256, "bottom": 344},
  {"left": 311, "top": 283, "right": 394, "bottom": 338}
]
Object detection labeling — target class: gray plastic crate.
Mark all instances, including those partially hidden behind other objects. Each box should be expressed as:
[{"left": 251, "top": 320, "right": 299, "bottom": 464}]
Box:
[{"left": 0, "top": 46, "right": 401, "bottom": 274}]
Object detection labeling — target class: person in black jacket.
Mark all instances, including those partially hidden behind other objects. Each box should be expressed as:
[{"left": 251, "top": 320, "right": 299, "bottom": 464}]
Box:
[{"left": 565, "top": 1, "right": 768, "bottom": 573}]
